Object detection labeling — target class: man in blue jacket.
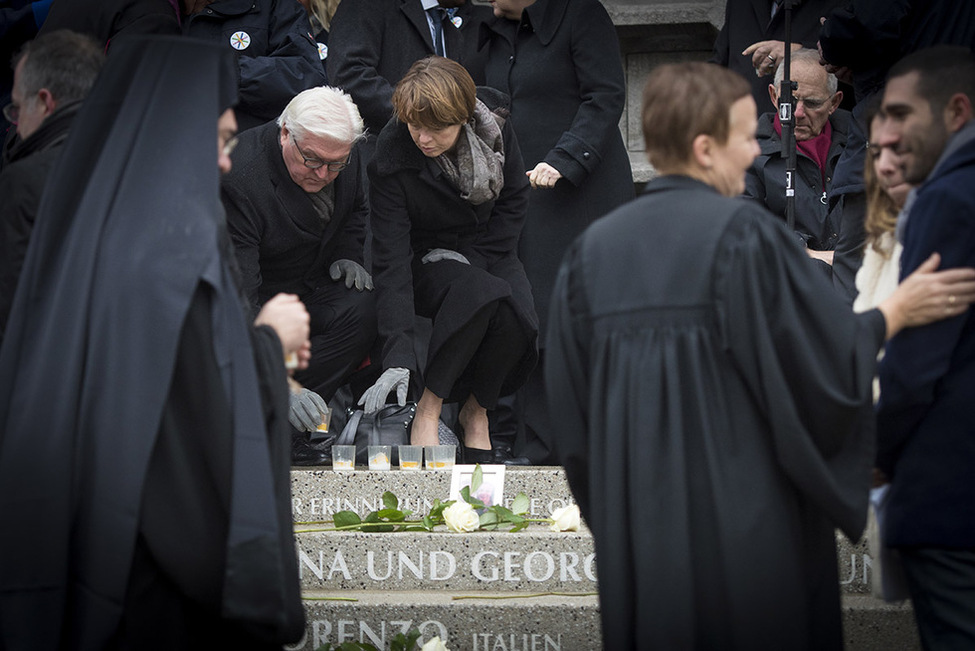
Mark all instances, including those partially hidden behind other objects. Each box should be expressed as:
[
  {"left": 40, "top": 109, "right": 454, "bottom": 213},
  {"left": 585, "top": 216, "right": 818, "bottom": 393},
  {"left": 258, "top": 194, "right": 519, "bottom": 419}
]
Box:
[{"left": 875, "top": 45, "right": 975, "bottom": 650}]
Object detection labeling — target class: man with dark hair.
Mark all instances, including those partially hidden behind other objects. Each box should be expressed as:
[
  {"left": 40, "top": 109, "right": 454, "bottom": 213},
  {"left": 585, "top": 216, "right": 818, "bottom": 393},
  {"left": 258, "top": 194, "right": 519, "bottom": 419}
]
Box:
[
  {"left": 0, "top": 29, "right": 104, "bottom": 342},
  {"left": 874, "top": 45, "right": 975, "bottom": 650}
]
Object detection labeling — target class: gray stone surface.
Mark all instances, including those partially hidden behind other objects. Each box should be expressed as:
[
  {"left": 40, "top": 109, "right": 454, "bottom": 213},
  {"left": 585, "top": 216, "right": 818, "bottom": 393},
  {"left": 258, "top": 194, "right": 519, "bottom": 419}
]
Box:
[
  {"left": 291, "top": 467, "right": 576, "bottom": 521},
  {"left": 285, "top": 592, "right": 917, "bottom": 651},
  {"left": 294, "top": 530, "right": 596, "bottom": 592},
  {"left": 289, "top": 591, "right": 600, "bottom": 651}
]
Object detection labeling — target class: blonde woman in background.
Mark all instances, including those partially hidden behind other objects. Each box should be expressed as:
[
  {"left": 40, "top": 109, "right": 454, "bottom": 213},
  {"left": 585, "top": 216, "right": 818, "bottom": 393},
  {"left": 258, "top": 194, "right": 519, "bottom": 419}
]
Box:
[{"left": 853, "top": 109, "right": 914, "bottom": 316}]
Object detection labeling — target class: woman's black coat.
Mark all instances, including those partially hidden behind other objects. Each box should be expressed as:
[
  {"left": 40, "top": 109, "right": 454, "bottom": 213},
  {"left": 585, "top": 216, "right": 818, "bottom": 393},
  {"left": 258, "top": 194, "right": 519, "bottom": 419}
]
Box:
[
  {"left": 480, "top": 0, "right": 634, "bottom": 339},
  {"left": 368, "top": 88, "right": 538, "bottom": 398}
]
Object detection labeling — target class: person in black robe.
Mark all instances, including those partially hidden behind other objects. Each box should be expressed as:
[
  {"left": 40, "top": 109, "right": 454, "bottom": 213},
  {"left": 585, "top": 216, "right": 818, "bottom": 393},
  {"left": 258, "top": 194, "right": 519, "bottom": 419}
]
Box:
[
  {"left": 0, "top": 36, "right": 307, "bottom": 650},
  {"left": 544, "top": 62, "right": 975, "bottom": 650}
]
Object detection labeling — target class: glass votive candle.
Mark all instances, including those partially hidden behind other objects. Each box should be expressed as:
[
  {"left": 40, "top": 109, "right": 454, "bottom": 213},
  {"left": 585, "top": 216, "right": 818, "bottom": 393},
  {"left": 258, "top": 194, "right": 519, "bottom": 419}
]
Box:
[
  {"left": 425, "top": 445, "right": 456, "bottom": 470},
  {"left": 368, "top": 445, "right": 392, "bottom": 470},
  {"left": 398, "top": 445, "right": 422, "bottom": 470},
  {"left": 331, "top": 444, "right": 356, "bottom": 471}
]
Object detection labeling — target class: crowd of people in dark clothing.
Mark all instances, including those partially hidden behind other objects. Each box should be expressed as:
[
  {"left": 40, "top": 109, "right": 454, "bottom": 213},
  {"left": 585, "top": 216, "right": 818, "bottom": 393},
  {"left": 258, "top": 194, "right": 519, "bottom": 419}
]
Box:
[{"left": 1, "top": 0, "right": 975, "bottom": 649}]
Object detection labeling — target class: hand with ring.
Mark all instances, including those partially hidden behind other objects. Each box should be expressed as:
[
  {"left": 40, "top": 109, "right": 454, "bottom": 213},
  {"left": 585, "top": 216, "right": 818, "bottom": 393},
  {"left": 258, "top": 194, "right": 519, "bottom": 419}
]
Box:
[{"left": 742, "top": 40, "right": 800, "bottom": 76}]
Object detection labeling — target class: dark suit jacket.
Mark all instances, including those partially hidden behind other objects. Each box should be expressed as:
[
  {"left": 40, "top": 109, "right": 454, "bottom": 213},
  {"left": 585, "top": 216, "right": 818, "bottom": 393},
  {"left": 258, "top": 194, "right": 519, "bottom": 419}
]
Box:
[
  {"left": 221, "top": 120, "right": 368, "bottom": 315},
  {"left": 326, "top": 0, "right": 491, "bottom": 135}
]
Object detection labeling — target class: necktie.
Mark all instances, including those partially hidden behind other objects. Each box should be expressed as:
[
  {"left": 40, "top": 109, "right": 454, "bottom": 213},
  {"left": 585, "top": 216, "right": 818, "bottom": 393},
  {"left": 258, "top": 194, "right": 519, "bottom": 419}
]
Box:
[{"left": 429, "top": 7, "right": 445, "bottom": 56}]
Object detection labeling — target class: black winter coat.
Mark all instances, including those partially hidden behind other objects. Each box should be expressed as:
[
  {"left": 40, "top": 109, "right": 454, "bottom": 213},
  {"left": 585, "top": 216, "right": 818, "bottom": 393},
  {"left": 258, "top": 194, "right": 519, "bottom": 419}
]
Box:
[
  {"left": 327, "top": 0, "right": 491, "bottom": 136},
  {"left": 711, "top": 0, "right": 845, "bottom": 111},
  {"left": 220, "top": 121, "right": 368, "bottom": 316},
  {"left": 744, "top": 109, "right": 850, "bottom": 250},
  {"left": 480, "top": 0, "right": 633, "bottom": 339},
  {"left": 183, "top": 0, "right": 326, "bottom": 131},
  {"left": 368, "top": 88, "right": 538, "bottom": 396},
  {"left": 0, "top": 101, "right": 80, "bottom": 340}
]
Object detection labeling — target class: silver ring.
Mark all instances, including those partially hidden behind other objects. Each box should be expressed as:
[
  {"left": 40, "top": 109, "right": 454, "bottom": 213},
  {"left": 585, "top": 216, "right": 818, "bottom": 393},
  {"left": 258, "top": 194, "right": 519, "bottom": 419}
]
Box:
[
  {"left": 767, "top": 54, "right": 776, "bottom": 62},
  {"left": 949, "top": 294, "right": 957, "bottom": 305}
]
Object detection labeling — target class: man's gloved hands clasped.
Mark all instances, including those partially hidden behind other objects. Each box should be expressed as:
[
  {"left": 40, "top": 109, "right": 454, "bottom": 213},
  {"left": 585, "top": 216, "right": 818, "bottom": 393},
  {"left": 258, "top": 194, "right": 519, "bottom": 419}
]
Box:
[
  {"left": 289, "top": 388, "right": 329, "bottom": 431},
  {"left": 358, "top": 367, "right": 409, "bottom": 414},
  {"left": 422, "top": 248, "right": 469, "bottom": 265},
  {"left": 330, "top": 259, "right": 373, "bottom": 291}
]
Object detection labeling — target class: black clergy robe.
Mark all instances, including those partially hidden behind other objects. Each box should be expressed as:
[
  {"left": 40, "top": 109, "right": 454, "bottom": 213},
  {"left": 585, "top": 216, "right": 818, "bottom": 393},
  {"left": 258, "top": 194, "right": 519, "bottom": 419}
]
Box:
[
  {"left": 0, "top": 37, "right": 303, "bottom": 650},
  {"left": 545, "top": 175, "right": 885, "bottom": 650}
]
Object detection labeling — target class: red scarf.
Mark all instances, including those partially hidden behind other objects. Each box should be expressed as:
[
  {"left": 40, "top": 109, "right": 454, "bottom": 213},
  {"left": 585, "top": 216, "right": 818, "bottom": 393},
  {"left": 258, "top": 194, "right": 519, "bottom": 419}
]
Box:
[{"left": 774, "top": 112, "right": 832, "bottom": 190}]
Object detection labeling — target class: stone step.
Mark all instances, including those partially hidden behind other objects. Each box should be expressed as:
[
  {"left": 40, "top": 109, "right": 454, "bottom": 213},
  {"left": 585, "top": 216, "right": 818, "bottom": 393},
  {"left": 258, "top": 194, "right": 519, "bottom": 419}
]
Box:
[
  {"left": 293, "top": 529, "right": 596, "bottom": 592},
  {"left": 291, "top": 466, "right": 576, "bottom": 522},
  {"left": 291, "top": 466, "right": 882, "bottom": 596},
  {"left": 284, "top": 592, "right": 917, "bottom": 651}
]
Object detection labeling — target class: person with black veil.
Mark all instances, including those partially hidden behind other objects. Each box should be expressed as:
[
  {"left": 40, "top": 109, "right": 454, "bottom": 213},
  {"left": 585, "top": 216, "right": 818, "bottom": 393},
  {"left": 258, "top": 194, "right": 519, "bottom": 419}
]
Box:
[{"left": 0, "top": 36, "right": 307, "bottom": 650}]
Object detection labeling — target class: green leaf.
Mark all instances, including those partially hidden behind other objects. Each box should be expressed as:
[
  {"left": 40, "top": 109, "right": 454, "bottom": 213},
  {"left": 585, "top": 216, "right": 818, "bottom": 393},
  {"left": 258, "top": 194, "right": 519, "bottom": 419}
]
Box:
[
  {"left": 471, "top": 464, "right": 483, "bottom": 492},
  {"left": 390, "top": 629, "right": 423, "bottom": 651},
  {"left": 364, "top": 511, "right": 380, "bottom": 523},
  {"left": 428, "top": 500, "right": 447, "bottom": 519},
  {"left": 422, "top": 514, "right": 435, "bottom": 530},
  {"left": 508, "top": 521, "right": 530, "bottom": 533},
  {"left": 382, "top": 491, "right": 399, "bottom": 510},
  {"left": 360, "top": 522, "right": 395, "bottom": 532},
  {"left": 510, "top": 493, "right": 530, "bottom": 515},
  {"left": 479, "top": 511, "right": 500, "bottom": 529},
  {"left": 460, "top": 486, "right": 472, "bottom": 502},
  {"left": 376, "top": 508, "right": 406, "bottom": 522},
  {"left": 333, "top": 511, "right": 361, "bottom": 528}
]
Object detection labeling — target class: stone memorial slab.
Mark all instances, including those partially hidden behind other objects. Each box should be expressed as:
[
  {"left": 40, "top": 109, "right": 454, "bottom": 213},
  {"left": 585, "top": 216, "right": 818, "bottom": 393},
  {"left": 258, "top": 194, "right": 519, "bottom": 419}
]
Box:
[
  {"left": 291, "top": 467, "right": 576, "bottom": 521},
  {"left": 294, "top": 530, "right": 596, "bottom": 592}
]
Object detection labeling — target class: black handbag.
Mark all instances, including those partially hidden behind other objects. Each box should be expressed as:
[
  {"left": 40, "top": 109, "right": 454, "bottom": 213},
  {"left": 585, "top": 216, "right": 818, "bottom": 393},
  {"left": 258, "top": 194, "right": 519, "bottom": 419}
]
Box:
[
  {"left": 335, "top": 402, "right": 462, "bottom": 465},
  {"left": 336, "top": 402, "right": 417, "bottom": 465}
]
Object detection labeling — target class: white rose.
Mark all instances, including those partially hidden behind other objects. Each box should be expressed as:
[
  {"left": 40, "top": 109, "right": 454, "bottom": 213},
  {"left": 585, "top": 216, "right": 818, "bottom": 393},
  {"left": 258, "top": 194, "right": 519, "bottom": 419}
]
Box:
[
  {"left": 549, "top": 504, "right": 581, "bottom": 532},
  {"left": 443, "top": 500, "right": 480, "bottom": 533},
  {"left": 421, "top": 635, "right": 450, "bottom": 651}
]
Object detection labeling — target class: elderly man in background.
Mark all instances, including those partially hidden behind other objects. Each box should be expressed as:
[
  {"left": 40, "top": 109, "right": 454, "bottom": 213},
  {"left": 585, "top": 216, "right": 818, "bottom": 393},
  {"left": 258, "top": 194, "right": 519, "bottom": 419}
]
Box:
[
  {"left": 221, "top": 86, "right": 377, "bottom": 465},
  {"left": 745, "top": 48, "right": 850, "bottom": 266},
  {"left": 0, "top": 30, "right": 103, "bottom": 343}
]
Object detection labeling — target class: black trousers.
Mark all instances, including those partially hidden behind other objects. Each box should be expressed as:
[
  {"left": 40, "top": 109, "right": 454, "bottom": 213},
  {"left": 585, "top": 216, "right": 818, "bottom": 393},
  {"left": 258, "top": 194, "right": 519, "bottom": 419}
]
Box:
[
  {"left": 900, "top": 546, "right": 975, "bottom": 651},
  {"left": 292, "top": 281, "right": 377, "bottom": 402},
  {"left": 424, "top": 299, "right": 527, "bottom": 410}
]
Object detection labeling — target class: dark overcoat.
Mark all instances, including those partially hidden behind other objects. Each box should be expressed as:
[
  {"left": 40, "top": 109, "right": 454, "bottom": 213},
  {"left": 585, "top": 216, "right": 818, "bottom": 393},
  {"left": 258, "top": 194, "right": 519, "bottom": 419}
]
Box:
[
  {"left": 326, "top": 0, "right": 492, "bottom": 136},
  {"left": 368, "top": 88, "right": 538, "bottom": 399},
  {"left": 182, "top": 0, "right": 327, "bottom": 131},
  {"left": 877, "top": 130, "right": 975, "bottom": 548},
  {"left": 710, "top": 0, "right": 845, "bottom": 110},
  {"left": 480, "top": 0, "right": 633, "bottom": 338},
  {"left": 744, "top": 109, "right": 850, "bottom": 250},
  {"left": 0, "top": 101, "right": 80, "bottom": 339},
  {"left": 546, "top": 175, "right": 884, "bottom": 650},
  {"left": 220, "top": 120, "right": 368, "bottom": 316}
]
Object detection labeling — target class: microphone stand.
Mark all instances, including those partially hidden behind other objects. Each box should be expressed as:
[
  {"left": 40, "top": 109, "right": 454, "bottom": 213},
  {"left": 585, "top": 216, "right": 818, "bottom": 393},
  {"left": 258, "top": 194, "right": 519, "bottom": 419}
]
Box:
[{"left": 779, "top": 0, "right": 798, "bottom": 232}]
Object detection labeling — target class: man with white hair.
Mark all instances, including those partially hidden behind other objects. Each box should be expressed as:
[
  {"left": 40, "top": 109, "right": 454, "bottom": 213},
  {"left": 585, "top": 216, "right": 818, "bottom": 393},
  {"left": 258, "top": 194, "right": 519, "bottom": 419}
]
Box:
[
  {"left": 745, "top": 48, "right": 850, "bottom": 265},
  {"left": 222, "top": 86, "right": 377, "bottom": 465}
]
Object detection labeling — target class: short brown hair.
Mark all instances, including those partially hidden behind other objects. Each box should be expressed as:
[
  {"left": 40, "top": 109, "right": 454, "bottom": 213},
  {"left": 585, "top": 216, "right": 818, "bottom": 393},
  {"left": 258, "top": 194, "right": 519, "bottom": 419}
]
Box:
[
  {"left": 392, "top": 56, "right": 476, "bottom": 129},
  {"left": 642, "top": 62, "right": 751, "bottom": 170}
]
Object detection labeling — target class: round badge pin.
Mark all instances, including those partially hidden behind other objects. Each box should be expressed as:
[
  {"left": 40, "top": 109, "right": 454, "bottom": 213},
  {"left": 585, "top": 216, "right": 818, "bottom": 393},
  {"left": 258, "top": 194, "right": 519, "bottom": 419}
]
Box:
[
  {"left": 230, "top": 31, "right": 251, "bottom": 51},
  {"left": 451, "top": 15, "right": 463, "bottom": 28},
  {"left": 317, "top": 42, "right": 328, "bottom": 60}
]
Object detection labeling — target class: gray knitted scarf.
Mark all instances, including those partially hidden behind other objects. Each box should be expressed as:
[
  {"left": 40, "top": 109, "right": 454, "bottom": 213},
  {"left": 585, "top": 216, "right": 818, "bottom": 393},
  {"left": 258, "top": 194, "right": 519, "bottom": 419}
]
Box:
[{"left": 436, "top": 99, "right": 505, "bottom": 205}]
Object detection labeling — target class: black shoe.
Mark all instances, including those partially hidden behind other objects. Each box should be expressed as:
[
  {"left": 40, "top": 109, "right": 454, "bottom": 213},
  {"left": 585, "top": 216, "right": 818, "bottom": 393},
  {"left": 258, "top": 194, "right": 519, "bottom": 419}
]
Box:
[
  {"left": 291, "top": 431, "right": 330, "bottom": 466},
  {"left": 463, "top": 445, "right": 494, "bottom": 465},
  {"left": 492, "top": 445, "right": 532, "bottom": 466}
]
